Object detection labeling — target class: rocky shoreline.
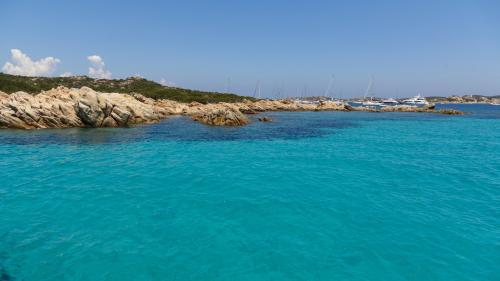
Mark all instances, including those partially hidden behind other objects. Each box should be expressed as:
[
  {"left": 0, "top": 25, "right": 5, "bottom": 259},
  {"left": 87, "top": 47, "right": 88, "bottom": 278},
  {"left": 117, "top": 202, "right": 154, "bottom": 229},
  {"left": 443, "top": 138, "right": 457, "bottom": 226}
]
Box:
[
  {"left": 0, "top": 87, "right": 463, "bottom": 129},
  {"left": 427, "top": 96, "right": 500, "bottom": 104}
]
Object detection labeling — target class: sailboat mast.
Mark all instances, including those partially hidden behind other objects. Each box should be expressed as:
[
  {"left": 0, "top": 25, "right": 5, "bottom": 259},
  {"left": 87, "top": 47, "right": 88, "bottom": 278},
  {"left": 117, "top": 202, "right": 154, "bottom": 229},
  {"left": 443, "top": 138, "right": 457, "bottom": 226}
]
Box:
[
  {"left": 253, "top": 80, "right": 261, "bottom": 99},
  {"left": 324, "top": 74, "right": 335, "bottom": 99},
  {"left": 364, "top": 76, "right": 373, "bottom": 100},
  {"left": 257, "top": 80, "right": 261, "bottom": 99},
  {"left": 225, "top": 77, "right": 232, "bottom": 93}
]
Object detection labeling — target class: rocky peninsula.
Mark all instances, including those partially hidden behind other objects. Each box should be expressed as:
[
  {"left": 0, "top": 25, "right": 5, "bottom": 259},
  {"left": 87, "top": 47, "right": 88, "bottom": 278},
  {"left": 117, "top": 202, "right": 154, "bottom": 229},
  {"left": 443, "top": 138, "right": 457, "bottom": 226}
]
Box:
[{"left": 0, "top": 86, "right": 464, "bottom": 130}]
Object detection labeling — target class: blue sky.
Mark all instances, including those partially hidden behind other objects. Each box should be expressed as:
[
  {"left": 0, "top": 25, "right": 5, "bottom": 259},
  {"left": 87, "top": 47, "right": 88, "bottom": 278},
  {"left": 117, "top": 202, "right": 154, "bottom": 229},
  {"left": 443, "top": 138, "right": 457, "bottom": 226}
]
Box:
[{"left": 1, "top": 0, "right": 499, "bottom": 97}]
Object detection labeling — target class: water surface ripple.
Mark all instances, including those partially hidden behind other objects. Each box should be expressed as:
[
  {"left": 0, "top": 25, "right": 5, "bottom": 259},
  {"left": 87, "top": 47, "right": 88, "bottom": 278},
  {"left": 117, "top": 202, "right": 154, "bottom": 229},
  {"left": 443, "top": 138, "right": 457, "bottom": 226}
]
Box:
[{"left": 0, "top": 104, "right": 499, "bottom": 280}]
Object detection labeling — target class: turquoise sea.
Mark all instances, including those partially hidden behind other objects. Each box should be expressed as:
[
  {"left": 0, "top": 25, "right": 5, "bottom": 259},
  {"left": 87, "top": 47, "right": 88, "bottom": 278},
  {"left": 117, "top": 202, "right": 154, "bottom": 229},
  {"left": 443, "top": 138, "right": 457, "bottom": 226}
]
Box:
[{"left": 0, "top": 104, "right": 499, "bottom": 281}]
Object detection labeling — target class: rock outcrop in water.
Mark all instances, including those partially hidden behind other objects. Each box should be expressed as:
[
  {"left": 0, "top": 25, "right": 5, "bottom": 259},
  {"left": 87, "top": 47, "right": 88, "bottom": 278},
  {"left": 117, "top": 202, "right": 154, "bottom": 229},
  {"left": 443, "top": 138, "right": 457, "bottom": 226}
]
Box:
[
  {"left": 380, "top": 105, "right": 435, "bottom": 113},
  {"left": 378, "top": 105, "right": 463, "bottom": 115},
  {"left": 258, "top": 116, "right": 272, "bottom": 122},
  {"left": 0, "top": 87, "right": 464, "bottom": 129},
  {"left": 438, "top": 109, "right": 464, "bottom": 115},
  {"left": 0, "top": 87, "right": 163, "bottom": 129},
  {"left": 191, "top": 107, "right": 250, "bottom": 126}
]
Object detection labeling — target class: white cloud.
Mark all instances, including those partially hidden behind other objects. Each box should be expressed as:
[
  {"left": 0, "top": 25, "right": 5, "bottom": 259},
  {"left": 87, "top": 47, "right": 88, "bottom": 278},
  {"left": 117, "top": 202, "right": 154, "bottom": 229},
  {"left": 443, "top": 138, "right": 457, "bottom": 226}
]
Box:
[
  {"left": 87, "top": 55, "right": 112, "bottom": 79},
  {"left": 60, "top": 72, "right": 73, "bottom": 77},
  {"left": 159, "top": 78, "right": 176, "bottom": 87},
  {"left": 2, "top": 49, "right": 60, "bottom": 76}
]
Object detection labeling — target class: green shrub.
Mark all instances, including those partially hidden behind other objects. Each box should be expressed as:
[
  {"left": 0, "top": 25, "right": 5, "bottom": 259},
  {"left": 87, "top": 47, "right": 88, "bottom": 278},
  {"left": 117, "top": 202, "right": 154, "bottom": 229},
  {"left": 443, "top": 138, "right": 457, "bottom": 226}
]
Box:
[{"left": 0, "top": 73, "right": 255, "bottom": 104}]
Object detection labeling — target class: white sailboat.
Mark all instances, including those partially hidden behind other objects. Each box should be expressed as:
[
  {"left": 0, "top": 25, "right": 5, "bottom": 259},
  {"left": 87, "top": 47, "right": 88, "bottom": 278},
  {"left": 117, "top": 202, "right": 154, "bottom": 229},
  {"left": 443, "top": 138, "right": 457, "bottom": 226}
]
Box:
[
  {"left": 362, "top": 76, "right": 383, "bottom": 106},
  {"left": 226, "top": 77, "right": 232, "bottom": 93},
  {"left": 324, "top": 74, "right": 334, "bottom": 99},
  {"left": 253, "top": 80, "right": 262, "bottom": 99},
  {"left": 324, "top": 74, "right": 343, "bottom": 104}
]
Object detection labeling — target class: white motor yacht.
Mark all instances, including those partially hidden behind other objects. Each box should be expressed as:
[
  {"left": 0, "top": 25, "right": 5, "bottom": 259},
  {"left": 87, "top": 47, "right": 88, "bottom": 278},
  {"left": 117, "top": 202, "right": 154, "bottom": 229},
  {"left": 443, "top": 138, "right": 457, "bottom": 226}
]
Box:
[
  {"left": 362, "top": 99, "right": 383, "bottom": 106},
  {"left": 402, "top": 94, "right": 429, "bottom": 105},
  {"left": 382, "top": 98, "right": 399, "bottom": 105}
]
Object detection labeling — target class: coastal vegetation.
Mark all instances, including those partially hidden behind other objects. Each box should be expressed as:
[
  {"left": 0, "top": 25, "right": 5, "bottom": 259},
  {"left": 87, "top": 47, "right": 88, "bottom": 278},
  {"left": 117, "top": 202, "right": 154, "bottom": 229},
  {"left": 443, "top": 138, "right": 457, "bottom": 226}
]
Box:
[{"left": 0, "top": 73, "right": 254, "bottom": 103}]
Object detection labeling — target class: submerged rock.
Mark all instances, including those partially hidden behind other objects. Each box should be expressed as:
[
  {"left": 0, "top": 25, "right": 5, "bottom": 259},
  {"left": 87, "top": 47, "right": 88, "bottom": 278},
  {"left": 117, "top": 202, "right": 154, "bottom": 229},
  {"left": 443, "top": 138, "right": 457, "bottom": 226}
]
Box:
[
  {"left": 258, "top": 116, "right": 272, "bottom": 122},
  {"left": 0, "top": 268, "right": 12, "bottom": 281}
]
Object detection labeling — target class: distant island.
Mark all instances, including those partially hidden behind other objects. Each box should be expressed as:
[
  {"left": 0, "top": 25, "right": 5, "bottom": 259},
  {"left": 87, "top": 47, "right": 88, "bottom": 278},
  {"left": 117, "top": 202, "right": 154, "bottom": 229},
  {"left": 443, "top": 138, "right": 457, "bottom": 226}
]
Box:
[
  {"left": 426, "top": 95, "right": 500, "bottom": 104},
  {"left": 0, "top": 73, "right": 476, "bottom": 130}
]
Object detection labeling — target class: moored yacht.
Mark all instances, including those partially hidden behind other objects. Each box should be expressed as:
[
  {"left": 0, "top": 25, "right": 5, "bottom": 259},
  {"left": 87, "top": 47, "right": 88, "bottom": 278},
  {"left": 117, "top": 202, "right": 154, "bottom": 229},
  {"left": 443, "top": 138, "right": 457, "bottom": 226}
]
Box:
[
  {"left": 402, "top": 94, "right": 429, "bottom": 105},
  {"left": 382, "top": 98, "right": 399, "bottom": 105},
  {"left": 295, "top": 99, "right": 320, "bottom": 105},
  {"left": 362, "top": 99, "right": 383, "bottom": 106}
]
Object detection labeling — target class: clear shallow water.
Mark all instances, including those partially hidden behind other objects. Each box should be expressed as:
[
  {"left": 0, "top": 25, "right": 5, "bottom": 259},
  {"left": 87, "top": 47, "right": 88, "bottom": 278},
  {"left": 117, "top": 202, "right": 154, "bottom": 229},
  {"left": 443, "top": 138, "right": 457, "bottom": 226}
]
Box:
[{"left": 0, "top": 104, "right": 499, "bottom": 281}]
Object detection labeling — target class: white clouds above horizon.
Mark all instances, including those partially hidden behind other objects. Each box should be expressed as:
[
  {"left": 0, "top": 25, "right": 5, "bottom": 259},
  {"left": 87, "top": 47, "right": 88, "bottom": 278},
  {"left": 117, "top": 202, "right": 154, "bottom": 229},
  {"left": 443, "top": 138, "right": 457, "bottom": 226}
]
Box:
[
  {"left": 87, "top": 55, "right": 111, "bottom": 79},
  {"left": 60, "top": 72, "right": 73, "bottom": 77},
  {"left": 159, "top": 78, "right": 176, "bottom": 87},
  {"left": 2, "top": 49, "right": 60, "bottom": 76},
  {"left": 2, "top": 50, "right": 168, "bottom": 85}
]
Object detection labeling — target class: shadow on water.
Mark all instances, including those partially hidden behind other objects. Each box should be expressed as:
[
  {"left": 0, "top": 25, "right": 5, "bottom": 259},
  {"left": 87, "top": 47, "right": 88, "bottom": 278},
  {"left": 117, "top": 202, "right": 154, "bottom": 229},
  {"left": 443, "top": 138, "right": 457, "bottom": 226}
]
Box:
[
  {"left": 0, "top": 112, "right": 358, "bottom": 145},
  {"left": 0, "top": 105, "right": 496, "bottom": 146},
  {"left": 0, "top": 268, "right": 12, "bottom": 281}
]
